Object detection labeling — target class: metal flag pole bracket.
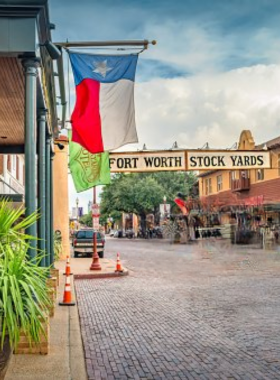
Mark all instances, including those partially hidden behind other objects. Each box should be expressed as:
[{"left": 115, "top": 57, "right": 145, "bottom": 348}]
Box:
[{"left": 54, "top": 40, "right": 156, "bottom": 50}]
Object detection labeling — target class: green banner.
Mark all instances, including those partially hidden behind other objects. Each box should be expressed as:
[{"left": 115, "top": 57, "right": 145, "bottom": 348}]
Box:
[{"left": 69, "top": 135, "right": 111, "bottom": 192}]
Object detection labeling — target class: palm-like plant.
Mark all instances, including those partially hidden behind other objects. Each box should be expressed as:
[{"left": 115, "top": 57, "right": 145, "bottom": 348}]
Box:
[
  {"left": 0, "top": 199, "right": 51, "bottom": 379},
  {"left": 0, "top": 245, "right": 50, "bottom": 349},
  {"left": 0, "top": 199, "right": 38, "bottom": 250}
]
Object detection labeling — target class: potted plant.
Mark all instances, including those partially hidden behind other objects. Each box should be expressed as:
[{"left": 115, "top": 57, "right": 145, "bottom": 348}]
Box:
[{"left": 0, "top": 200, "right": 50, "bottom": 379}]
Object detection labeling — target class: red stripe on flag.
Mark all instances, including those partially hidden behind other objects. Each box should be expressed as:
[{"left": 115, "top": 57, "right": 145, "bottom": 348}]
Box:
[{"left": 71, "top": 78, "right": 104, "bottom": 153}]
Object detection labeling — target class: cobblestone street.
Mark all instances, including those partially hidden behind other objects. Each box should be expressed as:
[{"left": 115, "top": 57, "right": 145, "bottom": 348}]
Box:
[{"left": 75, "top": 239, "right": 280, "bottom": 379}]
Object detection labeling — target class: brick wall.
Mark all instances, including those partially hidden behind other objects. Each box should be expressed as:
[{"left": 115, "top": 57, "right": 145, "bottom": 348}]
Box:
[{"left": 201, "top": 177, "right": 280, "bottom": 205}]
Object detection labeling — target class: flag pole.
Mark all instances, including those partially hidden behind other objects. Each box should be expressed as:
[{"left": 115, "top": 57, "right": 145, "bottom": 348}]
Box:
[
  {"left": 55, "top": 40, "right": 156, "bottom": 49},
  {"left": 90, "top": 186, "right": 102, "bottom": 270}
]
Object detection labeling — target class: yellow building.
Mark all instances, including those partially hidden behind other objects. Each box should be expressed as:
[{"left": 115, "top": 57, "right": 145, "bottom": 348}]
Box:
[
  {"left": 198, "top": 130, "right": 280, "bottom": 231},
  {"left": 53, "top": 136, "right": 70, "bottom": 259}
]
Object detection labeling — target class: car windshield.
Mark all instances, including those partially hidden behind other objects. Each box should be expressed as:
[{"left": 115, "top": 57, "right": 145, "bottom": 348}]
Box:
[{"left": 77, "top": 230, "right": 101, "bottom": 239}]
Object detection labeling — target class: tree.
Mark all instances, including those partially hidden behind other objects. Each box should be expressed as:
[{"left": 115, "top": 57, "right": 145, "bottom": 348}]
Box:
[
  {"left": 150, "top": 172, "right": 198, "bottom": 203},
  {"left": 79, "top": 212, "right": 92, "bottom": 227},
  {"left": 100, "top": 172, "right": 197, "bottom": 233},
  {"left": 100, "top": 174, "right": 165, "bottom": 232}
]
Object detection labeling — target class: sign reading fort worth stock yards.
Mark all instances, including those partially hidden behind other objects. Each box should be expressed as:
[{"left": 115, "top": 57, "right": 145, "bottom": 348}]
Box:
[{"left": 109, "top": 150, "right": 271, "bottom": 172}]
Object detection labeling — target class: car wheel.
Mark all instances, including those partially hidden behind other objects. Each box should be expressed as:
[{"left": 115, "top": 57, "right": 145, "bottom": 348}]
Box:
[
  {"left": 74, "top": 251, "right": 79, "bottom": 258},
  {"left": 98, "top": 251, "right": 104, "bottom": 259}
]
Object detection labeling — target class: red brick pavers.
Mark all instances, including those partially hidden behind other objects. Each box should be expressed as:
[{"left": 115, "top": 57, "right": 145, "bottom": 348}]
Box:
[{"left": 75, "top": 238, "right": 280, "bottom": 379}]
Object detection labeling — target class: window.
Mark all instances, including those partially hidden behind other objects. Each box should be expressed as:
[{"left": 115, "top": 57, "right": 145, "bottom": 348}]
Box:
[
  {"left": 205, "top": 178, "right": 212, "bottom": 195},
  {"left": 16, "top": 156, "right": 20, "bottom": 180},
  {"left": 217, "top": 175, "right": 222, "bottom": 191},
  {"left": 229, "top": 171, "right": 237, "bottom": 183},
  {"left": 256, "top": 169, "right": 264, "bottom": 181},
  {"left": 76, "top": 230, "right": 101, "bottom": 239},
  {"left": 240, "top": 170, "right": 249, "bottom": 179},
  {"left": 7, "top": 155, "right": 11, "bottom": 172}
]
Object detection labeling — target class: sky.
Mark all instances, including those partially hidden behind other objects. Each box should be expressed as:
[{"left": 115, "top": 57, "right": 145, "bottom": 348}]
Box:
[{"left": 49, "top": 0, "right": 280, "bottom": 213}]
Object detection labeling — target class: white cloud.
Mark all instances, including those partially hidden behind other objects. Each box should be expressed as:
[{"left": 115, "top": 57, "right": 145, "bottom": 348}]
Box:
[{"left": 134, "top": 63, "right": 280, "bottom": 150}]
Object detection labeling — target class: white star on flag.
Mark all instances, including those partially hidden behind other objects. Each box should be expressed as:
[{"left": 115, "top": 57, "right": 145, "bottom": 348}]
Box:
[{"left": 92, "top": 60, "right": 113, "bottom": 77}]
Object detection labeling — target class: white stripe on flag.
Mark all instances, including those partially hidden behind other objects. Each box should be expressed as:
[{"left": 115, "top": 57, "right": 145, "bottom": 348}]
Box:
[{"left": 100, "top": 79, "right": 138, "bottom": 151}]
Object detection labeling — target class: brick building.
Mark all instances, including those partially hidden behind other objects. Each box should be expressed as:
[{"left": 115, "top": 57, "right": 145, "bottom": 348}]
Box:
[{"left": 197, "top": 130, "right": 280, "bottom": 240}]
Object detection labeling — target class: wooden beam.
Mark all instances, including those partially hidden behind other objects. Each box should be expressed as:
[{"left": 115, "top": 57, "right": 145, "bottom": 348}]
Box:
[{"left": 0, "top": 145, "right": 24, "bottom": 154}]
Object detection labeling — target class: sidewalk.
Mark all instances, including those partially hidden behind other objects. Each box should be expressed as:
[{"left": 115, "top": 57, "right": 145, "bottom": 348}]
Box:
[
  {"left": 57, "top": 257, "right": 129, "bottom": 279},
  {"left": 5, "top": 257, "right": 128, "bottom": 380}
]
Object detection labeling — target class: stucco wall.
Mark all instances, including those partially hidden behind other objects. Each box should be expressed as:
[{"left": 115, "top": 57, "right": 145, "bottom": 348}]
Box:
[{"left": 53, "top": 138, "right": 70, "bottom": 259}]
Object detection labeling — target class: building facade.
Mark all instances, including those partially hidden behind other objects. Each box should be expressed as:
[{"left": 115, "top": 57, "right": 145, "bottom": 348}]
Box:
[
  {"left": 0, "top": 0, "right": 66, "bottom": 264},
  {"left": 0, "top": 154, "right": 25, "bottom": 196},
  {"left": 53, "top": 136, "right": 70, "bottom": 259},
  {"left": 198, "top": 130, "right": 280, "bottom": 242}
]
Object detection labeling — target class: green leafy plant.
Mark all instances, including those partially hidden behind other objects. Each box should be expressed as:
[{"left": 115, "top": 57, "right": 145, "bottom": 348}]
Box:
[
  {"left": 0, "top": 245, "right": 51, "bottom": 349},
  {"left": 0, "top": 200, "right": 50, "bottom": 351},
  {"left": 0, "top": 199, "right": 39, "bottom": 251}
]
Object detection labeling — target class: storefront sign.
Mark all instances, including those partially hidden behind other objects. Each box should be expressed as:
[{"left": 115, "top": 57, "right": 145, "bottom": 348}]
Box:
[
  {"left": 187, "top": 151, "right": 270, "bottom": 170},
  {"left": 109, "top": 150, "right": 270, "bottom": 172}
]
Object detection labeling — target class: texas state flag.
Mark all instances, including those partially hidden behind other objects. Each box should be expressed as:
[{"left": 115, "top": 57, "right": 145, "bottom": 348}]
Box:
[{"left": 69, "top": 52, "right": 139, "bottom": 154}]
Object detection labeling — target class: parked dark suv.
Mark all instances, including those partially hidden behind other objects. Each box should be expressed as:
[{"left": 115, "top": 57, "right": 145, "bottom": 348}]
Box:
[{"left": 73, "top": 229, "right": 105, "bottom": 258}]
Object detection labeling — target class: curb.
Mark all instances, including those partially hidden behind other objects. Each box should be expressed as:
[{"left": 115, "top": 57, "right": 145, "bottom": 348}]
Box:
[{"left": 74, "top": 270, "right": 129, "bottom": 280}]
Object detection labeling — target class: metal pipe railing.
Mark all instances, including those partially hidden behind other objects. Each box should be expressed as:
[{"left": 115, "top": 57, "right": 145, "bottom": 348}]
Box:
[{"left": 0, "top": 177, "right": 20, "bottom": 194}]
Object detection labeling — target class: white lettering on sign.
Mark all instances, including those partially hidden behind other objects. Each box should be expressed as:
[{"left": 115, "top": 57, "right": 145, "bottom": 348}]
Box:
[
  {"left": 187, "top": 151, "right": 270, "bottom": 170},
  {"left": 109, "top": 151, "right": 185, "bottom": 172}
]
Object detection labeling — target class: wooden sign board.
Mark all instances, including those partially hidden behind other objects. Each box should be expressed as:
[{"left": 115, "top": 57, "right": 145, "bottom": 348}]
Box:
[
  {"left": 187, "top": 151, "right": 271, "bottom": 170},
  {"left": 109, "top": 151, "right": 185, "bottom": 172},
  {"left": 109, "top": 150, "right": 270, "bottom": 172}
]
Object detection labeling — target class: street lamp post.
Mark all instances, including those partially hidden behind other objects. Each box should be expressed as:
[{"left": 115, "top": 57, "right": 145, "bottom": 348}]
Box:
[{"left": 90, "top": 186, "right": 102, "bottom": 270}]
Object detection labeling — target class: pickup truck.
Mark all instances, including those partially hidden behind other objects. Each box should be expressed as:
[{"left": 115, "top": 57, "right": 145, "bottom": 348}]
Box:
[{"left": 73, "top": 229, "right": 105, "bottom": 258}]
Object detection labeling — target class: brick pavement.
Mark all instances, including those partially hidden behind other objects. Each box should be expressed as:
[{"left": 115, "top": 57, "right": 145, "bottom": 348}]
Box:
[{"left": 75, "top": 239, "right": 280, "bottom": 379}]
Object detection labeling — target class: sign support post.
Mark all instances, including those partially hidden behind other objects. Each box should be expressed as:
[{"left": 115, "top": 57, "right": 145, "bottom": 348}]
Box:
[{"left": 90, "top": 186, "right": 101, "bottom": 271}]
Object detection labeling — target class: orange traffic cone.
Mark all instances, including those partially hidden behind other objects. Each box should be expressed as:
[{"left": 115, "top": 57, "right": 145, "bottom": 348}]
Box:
[
  {"left": 63, "top": 256, "right": 73, "bottom": 276},
  {"left": 59, "top": 275, "right": 75, "bottom": 306},
  {"left": 115, "top": 253, "right": 123, "bottom": 272}
]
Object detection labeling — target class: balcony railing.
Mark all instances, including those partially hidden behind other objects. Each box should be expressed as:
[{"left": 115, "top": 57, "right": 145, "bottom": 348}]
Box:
[{"left": 231, "top": 177, "right": 250, "bottom": 192}]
